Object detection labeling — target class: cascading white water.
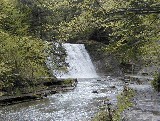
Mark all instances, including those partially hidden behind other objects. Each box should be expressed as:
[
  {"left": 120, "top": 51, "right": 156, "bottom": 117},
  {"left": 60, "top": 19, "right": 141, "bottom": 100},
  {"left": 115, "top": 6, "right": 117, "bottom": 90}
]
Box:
[{"left": 56, "top": 43, "right": 98, "bottom": 78}]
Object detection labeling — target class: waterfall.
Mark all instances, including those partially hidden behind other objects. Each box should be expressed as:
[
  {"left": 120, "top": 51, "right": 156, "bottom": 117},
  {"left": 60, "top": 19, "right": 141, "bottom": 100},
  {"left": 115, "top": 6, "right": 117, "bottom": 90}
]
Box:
[{"left": 56, "top": 43, "right": 98, "bottom": 78}]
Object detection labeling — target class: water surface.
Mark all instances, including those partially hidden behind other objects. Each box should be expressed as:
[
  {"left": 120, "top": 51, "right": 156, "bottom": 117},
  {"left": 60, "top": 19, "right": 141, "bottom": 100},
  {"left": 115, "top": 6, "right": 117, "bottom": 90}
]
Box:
[{"left": 0, "top": 78, "right": 123, "bottom": 121}]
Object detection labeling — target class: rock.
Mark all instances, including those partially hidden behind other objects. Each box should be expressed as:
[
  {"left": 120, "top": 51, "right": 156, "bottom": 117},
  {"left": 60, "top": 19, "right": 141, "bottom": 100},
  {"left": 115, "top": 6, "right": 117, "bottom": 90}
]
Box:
[
  {"left": 43, "top": 93, "right": 47, "bottom": 97},
  {"left": 118, "top": 77, "right": 125, "bottom": 80},
  {"left": 124, "top": 81, "right": 129, "bottom": 84},
  {"left": 130, "top": 82, "right": 135, "bottom": 84},
  {"left": 107, "top": 76, "right": 112, "bottom": 80},
  {"left": 97, "top": 79, "right": 107, "bottom": 81},
  {"left": 124, "top": 78, "right": 130, "bottom": 81},
  {"left": 50, "top": 90, "right": 57, "bottom": 94},
  {"left": 141, "top": 72, "right": 148, "bottom": 76},
  {"left": 110, "top": 86, "right": 116, "bottom": 89},
  {"left": 92, "top": 90, "right": 98, "bottom": 93}
]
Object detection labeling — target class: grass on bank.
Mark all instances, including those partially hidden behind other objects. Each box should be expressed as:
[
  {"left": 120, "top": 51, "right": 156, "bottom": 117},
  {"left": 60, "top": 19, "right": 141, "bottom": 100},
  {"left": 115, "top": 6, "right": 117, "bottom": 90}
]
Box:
[{"left": 92, "top": 87, "right": 135, "bottom": 121}]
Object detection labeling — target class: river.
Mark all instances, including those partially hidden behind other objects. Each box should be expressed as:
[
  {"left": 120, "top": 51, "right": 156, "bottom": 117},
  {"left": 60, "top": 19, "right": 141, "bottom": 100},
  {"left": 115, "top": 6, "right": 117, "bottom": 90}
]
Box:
[
  {"left": 0, "top": 77, "right": 123, "bottom": 121},
  {"left": 1, "top": 43, "right": 159, "bottom": 121}
]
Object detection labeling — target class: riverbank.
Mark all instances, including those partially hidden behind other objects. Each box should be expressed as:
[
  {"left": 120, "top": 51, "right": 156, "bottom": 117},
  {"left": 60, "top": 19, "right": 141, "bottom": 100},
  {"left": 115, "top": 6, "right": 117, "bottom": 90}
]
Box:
[
  {"left": 122, "top": 83, "right": 160, "bottom": 120},
  {"left": 92, "top": 85, "right": 135, "bottom": 121},
  {"left": 0, "top": 77, "right": 124, "bottom": 121},
  {"left": 0, "top": 78, "right": 77, "bottom": 106},
  {"left": 92, "top": 75, "right": 160, "bottom": 121}
]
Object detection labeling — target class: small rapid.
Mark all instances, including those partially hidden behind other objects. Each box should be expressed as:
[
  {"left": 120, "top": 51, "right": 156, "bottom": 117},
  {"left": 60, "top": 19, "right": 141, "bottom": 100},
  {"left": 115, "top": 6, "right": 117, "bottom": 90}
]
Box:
[{"left": 0, "top": 78, "right": 124, "bottom": 121}]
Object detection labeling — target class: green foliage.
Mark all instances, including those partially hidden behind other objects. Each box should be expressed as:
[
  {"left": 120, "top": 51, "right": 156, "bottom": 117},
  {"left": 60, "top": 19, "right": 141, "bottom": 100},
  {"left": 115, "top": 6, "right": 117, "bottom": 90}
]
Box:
[
  {"left": 113, "top": 88, "right": 135, "bottom": 121},
  {"left": 0, "top": 0, "right": 30, "bottom": 36},
  {"left": 152, "top": 73, "right": 160, "bottom": 92},
  {"left": 92, "top": 111, "right": 111, "bottom": 121},
  {"left": 0, "top": 0, "right": 54, "bottom": 94},
  {"left": 53, "top": 0, "right": 160, "bottom": 65},
  {"left": 0, "top": 29, "right": 50, "bottom": 91},
  {"left": 61, "top": 79, "right": 74, "bottom": 85},
  {"left": 0, "top": 0, "right": 159, "bottom": 95}
]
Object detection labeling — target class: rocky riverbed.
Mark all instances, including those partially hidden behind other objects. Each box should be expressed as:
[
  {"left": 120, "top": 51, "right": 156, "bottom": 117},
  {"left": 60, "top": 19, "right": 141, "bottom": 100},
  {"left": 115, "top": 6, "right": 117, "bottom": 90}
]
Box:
[
  {"left": 122, "top": 76, "right": 160, "bottom": 121},
  {"left": 0, "top": 77, "right": 124, "bottom": 121},
  {"left": 0, "top": 76, "right": 159, "bottom": 121}
]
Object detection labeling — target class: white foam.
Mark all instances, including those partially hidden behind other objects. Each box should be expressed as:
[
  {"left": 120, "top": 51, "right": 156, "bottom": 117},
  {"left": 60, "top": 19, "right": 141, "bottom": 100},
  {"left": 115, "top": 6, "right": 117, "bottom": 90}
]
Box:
[{"left": 56, "top": 43, "right": 98, "bottom": 78}]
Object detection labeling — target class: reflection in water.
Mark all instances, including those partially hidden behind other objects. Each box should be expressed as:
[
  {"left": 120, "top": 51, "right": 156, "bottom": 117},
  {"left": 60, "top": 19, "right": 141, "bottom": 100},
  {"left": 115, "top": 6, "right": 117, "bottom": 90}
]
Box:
[{"left": 0, "top": 78, "right": 123, "bottom": 121}]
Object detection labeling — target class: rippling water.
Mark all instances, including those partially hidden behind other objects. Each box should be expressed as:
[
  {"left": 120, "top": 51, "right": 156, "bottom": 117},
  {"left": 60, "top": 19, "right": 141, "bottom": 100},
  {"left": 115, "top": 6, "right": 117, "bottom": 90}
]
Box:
[{"left": 0, "top": 78, "right": 123, "bottom": 121}]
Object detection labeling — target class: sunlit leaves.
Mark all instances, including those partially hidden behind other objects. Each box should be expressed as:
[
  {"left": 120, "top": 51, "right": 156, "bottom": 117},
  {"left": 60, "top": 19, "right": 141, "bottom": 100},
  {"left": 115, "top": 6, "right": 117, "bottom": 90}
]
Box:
[
  {"left": 57, "top": 11, "right": 96, "bottom": 41},
  {"left": 53, "top": 0, "right": 160, "bottom": 65},
  {"left": 0, "top": 29, "right": 49, "bottom": 79},
  {"left": 0, "top": 0, "right": 30, "bottom": 36},
  {"left": 0, "top": 0, "right": 52, "bottom": 90}
]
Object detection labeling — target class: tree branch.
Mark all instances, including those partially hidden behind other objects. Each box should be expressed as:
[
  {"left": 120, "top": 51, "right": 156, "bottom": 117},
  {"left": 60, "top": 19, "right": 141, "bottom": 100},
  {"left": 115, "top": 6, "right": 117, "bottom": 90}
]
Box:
[{"left": 95, "top": 0, "right": 160, "bottom": 16}]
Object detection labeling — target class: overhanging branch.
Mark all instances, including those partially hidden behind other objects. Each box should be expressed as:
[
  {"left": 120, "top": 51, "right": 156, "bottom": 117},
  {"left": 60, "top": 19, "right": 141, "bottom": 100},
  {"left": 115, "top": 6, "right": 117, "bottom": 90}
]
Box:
[{"left": 95, "top": 0, "right": 160, "bottom": 16}]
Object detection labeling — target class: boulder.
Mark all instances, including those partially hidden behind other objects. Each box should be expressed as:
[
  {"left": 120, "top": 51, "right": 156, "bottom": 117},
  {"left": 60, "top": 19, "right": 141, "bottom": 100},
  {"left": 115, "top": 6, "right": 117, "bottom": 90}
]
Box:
[
  {"left": 110, "top": 86, "right": 116, "bottom": 89},
  {"left": 97, "top": 80, "right": 101, "bottom": 81},
  {"left": 92, "top": 90, "right": 98, "bottom": 93}
]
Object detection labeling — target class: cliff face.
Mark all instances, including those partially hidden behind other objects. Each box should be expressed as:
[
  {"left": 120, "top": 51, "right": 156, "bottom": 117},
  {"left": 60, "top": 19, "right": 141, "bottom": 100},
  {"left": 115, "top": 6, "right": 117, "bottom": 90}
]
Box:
[
  {"left": 84, "top": 41, "right": 159, "bottom": 77},
  {"left": 84, "top": 42, "right": 123, "bottom": 77},
  {"left": 67, "top": 39, "right": 159, "bottom": 77}
]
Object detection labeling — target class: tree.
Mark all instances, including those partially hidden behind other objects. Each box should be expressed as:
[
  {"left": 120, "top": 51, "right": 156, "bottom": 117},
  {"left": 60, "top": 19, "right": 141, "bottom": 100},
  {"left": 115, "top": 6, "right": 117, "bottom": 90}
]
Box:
[
  {"left": 0, "top": 0, "right": 53, "bottom": 93},
  {"left": 55, "top": 0, "right": 160, "bottom": 64}
]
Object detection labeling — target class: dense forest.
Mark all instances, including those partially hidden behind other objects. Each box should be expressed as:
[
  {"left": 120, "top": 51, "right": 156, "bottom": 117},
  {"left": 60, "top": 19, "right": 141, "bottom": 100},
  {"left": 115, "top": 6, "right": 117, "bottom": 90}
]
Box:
[{"left": 0, "top": 0, "right": 160, "bottom": 94}]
